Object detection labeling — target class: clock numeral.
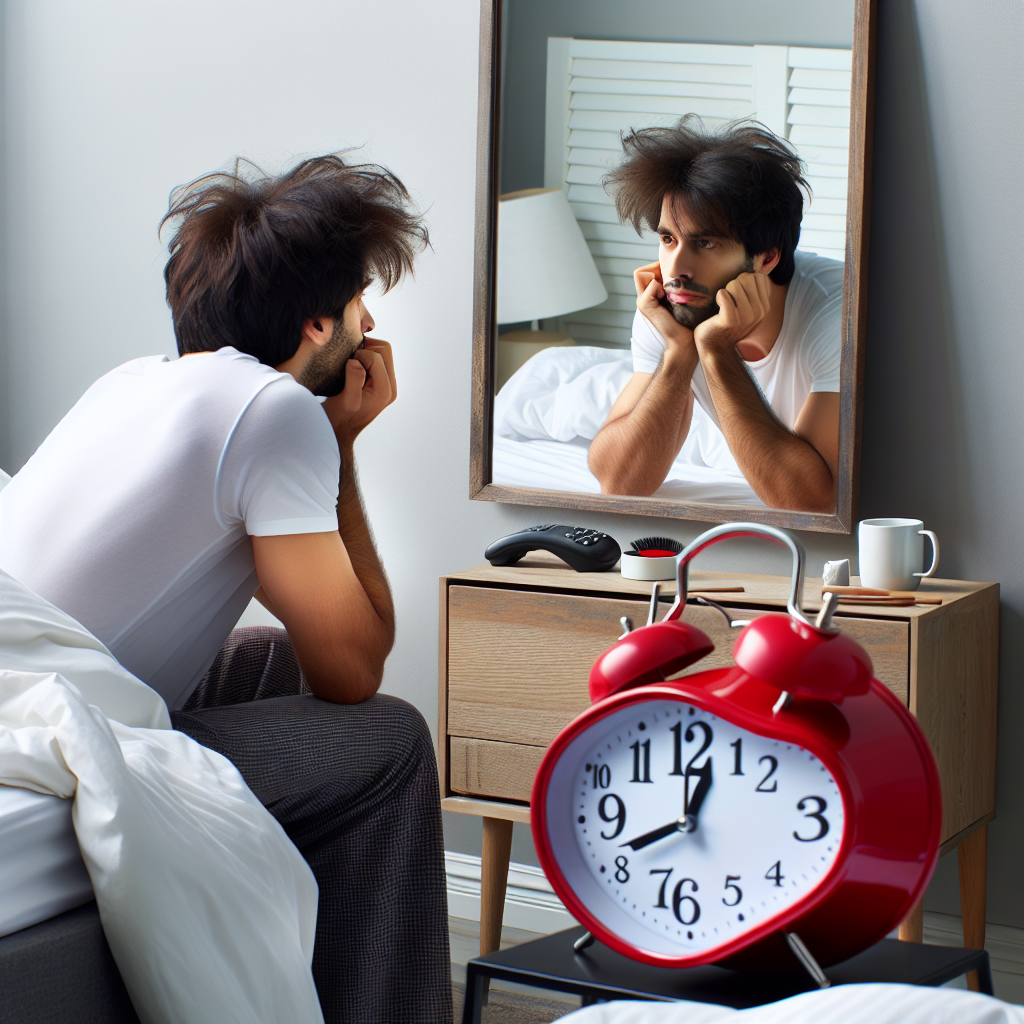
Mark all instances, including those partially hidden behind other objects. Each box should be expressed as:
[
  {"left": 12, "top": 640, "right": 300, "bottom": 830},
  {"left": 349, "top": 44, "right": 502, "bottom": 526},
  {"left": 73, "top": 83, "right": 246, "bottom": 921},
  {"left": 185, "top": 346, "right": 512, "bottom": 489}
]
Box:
[
  {"left": 755, "top": 755, "right": 779, "bottom": 792},
  {"left": 672, "top": 878, "right": 700, "bottom": 925},
  {"left": 730, "top": 738, "right": 744, "bottom": 776},
  {"left": 765, "top": 861, "right": 785, "bottom": 887},
  {"left": 629, "top": 739, "right": 652, "bottom": 783},
  {"left": 590, "top": 763, "right": 611, "bottom": 789},
  {"left": 614, "top": 856, "right": 630, "bottom": 883},
  {"left": 669, "top": 720, "right": 714, "bottom": 776},
  {"left": 722, "top": 875, "right": 742, "bottom": 907},
  {"left": 650, "top": 868, "right": 672, "bottom": 908},
  {"left": 793, "top": 796, "right": 830, "bottom": 842},
  {"left": 598, "top": 794, "right": 626, "bottom": 840},
  {"left": 669, "top": 722, "right": 684, "bottom": 775}
]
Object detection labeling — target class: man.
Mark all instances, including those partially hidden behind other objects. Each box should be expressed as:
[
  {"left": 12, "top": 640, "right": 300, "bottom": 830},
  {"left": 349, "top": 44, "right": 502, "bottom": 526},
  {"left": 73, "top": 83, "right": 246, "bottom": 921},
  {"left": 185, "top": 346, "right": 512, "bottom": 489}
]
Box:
[
  {"left": 588, "top": 116, "right": 842, "bottom": 513},
  {"left": 0, "top": 156, "right": 450, "bottom": 1023}
]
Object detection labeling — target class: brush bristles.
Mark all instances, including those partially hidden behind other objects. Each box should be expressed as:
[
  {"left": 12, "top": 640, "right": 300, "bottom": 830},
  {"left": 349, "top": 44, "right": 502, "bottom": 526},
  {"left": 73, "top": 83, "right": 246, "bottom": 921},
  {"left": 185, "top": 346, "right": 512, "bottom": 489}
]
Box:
[{"left": 628, "top": 535, "right": 683, "bottom": 555}]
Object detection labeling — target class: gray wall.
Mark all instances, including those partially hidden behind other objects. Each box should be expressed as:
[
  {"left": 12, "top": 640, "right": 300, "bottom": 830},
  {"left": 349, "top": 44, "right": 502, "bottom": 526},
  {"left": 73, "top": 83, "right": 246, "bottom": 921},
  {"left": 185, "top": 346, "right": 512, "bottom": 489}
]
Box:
[
  {"left": 1, "top": 0, "right": 1023, "bottom": 928},
  {"left": 500, "top": 0, "right": 855, "bottom": 192}
]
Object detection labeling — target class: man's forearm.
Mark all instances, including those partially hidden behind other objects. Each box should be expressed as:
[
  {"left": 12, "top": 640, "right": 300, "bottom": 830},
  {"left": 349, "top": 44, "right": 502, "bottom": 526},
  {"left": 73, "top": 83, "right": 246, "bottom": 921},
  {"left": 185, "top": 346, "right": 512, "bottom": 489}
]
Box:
[
  {"left": 699, "top": 348, "right": 835, "bottom": 511},
  {"left": 589, "top": 350, "right": 698, "bottom": 495},
  {"left": 336, "top": 444, "right": 395, "bottom": 651}
]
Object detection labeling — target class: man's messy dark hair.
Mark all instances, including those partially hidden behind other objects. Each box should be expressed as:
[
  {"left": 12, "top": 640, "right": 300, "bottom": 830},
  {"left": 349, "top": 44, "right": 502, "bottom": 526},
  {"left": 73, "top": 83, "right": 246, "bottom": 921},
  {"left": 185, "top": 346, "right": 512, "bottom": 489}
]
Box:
[
  {"left": 161, "top": 154, "right": 428, "bottom": 364},
  {"left": 604, "top": 115, "right": 810, "bottom": 285}
]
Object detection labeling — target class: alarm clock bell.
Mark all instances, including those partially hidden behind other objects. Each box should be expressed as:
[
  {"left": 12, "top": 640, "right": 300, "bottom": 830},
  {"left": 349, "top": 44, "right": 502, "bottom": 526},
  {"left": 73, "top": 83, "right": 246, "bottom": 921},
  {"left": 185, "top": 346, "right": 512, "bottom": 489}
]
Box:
[{"left": 532, "top": 523, "right": 942, "bottom": 979}]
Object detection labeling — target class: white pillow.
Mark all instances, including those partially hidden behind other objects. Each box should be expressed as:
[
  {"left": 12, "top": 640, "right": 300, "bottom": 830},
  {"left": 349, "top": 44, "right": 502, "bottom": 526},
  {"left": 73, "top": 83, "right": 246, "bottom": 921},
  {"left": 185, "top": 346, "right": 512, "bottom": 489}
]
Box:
[{"left": 494, "top": 345, "right": 633, "bottom": 443}]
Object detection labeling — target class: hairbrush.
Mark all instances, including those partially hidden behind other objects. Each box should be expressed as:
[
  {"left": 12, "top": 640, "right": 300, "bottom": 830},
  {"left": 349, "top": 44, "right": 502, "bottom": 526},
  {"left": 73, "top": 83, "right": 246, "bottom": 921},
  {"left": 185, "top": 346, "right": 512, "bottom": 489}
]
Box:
[
  {"left": 620, "top": 535, "right": 683, "bottom": 581},
  {"left": 627, "top": 536, "right": 684, "bottom": 558}
]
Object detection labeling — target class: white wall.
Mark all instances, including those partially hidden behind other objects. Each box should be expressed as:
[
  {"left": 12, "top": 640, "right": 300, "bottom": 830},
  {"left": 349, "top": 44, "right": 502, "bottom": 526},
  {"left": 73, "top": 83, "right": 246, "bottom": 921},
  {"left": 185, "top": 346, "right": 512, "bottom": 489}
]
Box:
[{"left": 3, "top": 0, "right": 1024, "bottom": 927}]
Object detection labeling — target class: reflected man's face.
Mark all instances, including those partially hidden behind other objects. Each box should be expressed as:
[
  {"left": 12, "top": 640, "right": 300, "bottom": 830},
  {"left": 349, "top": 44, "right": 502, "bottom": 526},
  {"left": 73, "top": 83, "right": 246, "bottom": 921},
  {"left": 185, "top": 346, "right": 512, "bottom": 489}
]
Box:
[{"left": 657, "top": 195, "right": 753, "bottom": 330}]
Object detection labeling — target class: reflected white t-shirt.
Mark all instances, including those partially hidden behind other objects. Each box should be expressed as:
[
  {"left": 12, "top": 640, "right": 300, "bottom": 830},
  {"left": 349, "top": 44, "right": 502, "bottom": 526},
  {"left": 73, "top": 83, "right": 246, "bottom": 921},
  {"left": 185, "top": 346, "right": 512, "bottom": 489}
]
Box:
[
  {"left": 630, "top": 250, "right": 843, "bottom": 477},
  {"left": 0, "top": 348, "right": 340, "bottom": 709}
]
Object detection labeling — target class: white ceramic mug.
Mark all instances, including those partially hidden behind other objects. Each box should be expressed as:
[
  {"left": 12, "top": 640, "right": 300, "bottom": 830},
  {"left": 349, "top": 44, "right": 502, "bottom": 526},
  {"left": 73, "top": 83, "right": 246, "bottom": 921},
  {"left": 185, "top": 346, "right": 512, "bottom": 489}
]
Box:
[{"left": 858, "top": 519, "right": 940, "bottom": 591}]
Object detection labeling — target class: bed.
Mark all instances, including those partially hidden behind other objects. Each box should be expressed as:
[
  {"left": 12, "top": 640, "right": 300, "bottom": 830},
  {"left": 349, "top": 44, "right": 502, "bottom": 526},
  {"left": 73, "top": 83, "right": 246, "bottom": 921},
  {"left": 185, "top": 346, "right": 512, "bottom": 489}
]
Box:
[
  {"left": 491, "top": 346, "right": 762, "bottom": 505},
  {"left": 0, "top": 785, "right": 93, "bottom": 940},
  {"left": 493, "top": 435, "right": 761, "bottom": 504}
]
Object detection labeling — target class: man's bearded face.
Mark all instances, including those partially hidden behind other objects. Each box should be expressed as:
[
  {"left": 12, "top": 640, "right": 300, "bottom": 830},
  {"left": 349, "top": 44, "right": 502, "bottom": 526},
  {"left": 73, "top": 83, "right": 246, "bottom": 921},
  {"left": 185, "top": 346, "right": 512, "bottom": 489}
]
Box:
[
  {"left": 663, "top": 252, "right": 755, "bottom": 329},
  {"left": 299, "top": 316, "right": 364, "bottom": 398},
  {"left": 657, "top": 194, "right": 755, "bottom": 329}
]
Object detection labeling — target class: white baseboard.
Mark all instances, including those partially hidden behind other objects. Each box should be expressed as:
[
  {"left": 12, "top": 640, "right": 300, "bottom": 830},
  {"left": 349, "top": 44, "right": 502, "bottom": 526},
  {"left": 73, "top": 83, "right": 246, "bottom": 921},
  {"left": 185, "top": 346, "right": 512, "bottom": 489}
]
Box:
[{"left": 445, "top": 851, "right": 573, "bottom": 935}]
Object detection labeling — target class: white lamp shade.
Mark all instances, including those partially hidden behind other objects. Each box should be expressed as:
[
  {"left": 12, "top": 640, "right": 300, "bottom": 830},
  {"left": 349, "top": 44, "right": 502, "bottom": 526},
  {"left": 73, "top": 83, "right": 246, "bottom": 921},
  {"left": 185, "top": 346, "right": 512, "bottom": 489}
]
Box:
[{"left": 497, "top": 188, "right": 609, "bottom": 324}]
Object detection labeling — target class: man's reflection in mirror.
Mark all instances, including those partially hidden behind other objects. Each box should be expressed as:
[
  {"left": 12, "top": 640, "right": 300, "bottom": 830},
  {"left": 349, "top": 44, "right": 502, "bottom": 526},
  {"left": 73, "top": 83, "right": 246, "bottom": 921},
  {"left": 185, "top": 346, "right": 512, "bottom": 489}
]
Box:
[{"left": 588, "top": 115, "right": 841, "bottom": 512}]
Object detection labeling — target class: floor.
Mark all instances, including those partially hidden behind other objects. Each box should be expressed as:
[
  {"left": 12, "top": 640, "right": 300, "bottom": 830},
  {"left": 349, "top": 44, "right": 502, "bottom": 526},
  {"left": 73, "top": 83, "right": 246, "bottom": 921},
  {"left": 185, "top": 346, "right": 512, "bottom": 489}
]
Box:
[{"left": 449, "top": 916, "right": 582, "bottom": 1022}]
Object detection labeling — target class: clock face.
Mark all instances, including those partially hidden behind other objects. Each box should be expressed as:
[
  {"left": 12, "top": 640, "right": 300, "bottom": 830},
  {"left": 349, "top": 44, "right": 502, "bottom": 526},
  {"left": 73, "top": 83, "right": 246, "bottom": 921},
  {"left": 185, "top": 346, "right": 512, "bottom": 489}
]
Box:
[{"left": 542, "top": 697, "right": 846, "bottom": 960}]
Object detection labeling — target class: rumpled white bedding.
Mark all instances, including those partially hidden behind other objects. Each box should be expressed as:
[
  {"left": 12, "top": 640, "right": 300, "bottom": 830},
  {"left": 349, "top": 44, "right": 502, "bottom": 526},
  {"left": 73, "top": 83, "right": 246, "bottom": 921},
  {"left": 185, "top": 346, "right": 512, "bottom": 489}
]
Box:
[
  {"left": 0, "top": 783, "right": 94, "bottom": 938},
  {"left": 0, "top": 566, "right": 324, "bottom": 1024},
  {"left": 495, "top": 346, "right": 632, "bottom": 444},
  {"left": 492, "top": 347, "right": 761, "bottom": 505},
  {"left": 561, "top": 984, "right": 1024, "bottom": 1023}
]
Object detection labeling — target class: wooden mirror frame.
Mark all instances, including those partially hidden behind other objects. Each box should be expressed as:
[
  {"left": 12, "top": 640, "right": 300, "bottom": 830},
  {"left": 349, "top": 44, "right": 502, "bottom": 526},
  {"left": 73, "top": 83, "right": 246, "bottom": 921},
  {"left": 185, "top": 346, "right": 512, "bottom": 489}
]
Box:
[{"left": 469, "top": 0, "right": 876, "bottom": 534}]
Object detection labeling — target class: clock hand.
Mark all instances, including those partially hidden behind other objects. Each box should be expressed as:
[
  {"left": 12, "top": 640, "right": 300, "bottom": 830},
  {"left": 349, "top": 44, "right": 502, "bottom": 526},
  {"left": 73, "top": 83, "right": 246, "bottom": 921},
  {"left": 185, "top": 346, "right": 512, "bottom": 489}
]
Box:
[
  {"left": 684, "top": 762, "right": 713, "bottom": 823},
  {"left": 619, "top": 816, "right": 692, "bottom": 851},
  {"left": 618, "top": 764, "right": 714, "bottom": 851}
]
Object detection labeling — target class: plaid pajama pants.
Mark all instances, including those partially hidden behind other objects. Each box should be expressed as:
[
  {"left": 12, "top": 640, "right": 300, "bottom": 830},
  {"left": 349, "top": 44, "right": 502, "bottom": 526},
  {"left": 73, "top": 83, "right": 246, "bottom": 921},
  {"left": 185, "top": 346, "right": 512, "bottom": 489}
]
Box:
[{"left": 171, "top": 627, "right": 452, "bottom": 1024}]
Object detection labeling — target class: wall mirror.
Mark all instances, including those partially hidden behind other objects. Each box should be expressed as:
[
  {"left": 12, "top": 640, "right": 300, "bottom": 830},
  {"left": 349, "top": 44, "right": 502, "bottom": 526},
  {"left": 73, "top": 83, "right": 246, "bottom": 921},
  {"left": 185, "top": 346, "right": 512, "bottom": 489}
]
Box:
[{"left": 470, "top": 0, "right": 875, "bottom": 533}]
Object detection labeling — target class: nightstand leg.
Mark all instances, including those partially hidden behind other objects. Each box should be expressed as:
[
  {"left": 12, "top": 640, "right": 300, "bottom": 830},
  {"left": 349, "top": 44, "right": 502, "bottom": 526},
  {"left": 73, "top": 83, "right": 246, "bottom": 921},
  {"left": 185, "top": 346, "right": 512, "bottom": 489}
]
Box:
[
  {"left": 480, "top": 816, "right": 514, "bottom": 956},
  {"left": 959, "top": 824, "right": 988, "bottom": 991},
  {"left": 898, "top": 899, "right": 923, "bottom": 942}
]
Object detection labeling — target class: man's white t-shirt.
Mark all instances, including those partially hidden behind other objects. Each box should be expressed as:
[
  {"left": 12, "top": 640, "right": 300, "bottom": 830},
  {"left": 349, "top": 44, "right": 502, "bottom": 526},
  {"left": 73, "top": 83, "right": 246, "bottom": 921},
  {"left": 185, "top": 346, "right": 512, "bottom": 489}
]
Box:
[
  {"left": 630, "top": 250, "right": 843, "bottom": 477},
  {"left": 0, "top": 347, "right": 340, "bottom": 710}
]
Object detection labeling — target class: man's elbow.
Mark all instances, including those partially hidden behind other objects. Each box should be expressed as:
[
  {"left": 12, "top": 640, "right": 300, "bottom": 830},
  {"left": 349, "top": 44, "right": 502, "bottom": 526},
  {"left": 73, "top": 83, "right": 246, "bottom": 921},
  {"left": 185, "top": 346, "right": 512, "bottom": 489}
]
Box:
[
  {"left": 589, "top": 442, "right": 657, "bottom": 497},
  {"left": 775, "top": 479, "right": 836, "bottom": 514},
  {"left": 591, "top": 458, "right": 658, "bottom": 497},
  {"left": 305, "top": 651, "right": 386, "bottom": 704}
]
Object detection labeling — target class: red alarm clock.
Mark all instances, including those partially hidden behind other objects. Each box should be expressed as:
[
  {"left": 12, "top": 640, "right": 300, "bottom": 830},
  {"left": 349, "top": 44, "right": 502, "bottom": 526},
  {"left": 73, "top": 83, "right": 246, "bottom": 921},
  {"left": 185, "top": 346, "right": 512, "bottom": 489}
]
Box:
[{"left": 531, "top": 523, "right": 941, "bottom": 972}]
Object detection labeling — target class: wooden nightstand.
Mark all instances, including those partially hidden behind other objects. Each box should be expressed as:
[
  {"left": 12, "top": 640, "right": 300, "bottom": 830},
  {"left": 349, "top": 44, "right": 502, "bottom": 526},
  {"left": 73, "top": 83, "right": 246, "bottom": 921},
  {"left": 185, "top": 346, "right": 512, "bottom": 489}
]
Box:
[{"left": 438, "top": 554, "right": 998, "bottom": 971}]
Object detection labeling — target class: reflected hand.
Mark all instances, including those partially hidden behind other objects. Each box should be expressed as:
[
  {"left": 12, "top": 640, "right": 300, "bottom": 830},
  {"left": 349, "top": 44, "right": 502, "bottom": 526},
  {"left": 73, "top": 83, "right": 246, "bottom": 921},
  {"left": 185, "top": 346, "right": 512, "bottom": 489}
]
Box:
[
  {"left": 693, "top": 272, "right": 770, "bottom": 355},
  {"left": 634, "top": 261, "right": 696, "bottom": 358}
]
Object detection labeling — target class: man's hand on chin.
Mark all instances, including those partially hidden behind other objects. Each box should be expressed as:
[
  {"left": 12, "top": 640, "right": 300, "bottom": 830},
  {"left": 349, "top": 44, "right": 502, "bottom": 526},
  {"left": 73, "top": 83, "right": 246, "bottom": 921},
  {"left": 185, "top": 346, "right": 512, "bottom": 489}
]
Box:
[
  {"left": 322, "top": 337, "right": 397, "bottom": 449},
  {"left": 693, "top": 272, "right": 771, "bottom": 358},
  {"left": 634, "top": 261, "right": 697, "bottom": 364}
]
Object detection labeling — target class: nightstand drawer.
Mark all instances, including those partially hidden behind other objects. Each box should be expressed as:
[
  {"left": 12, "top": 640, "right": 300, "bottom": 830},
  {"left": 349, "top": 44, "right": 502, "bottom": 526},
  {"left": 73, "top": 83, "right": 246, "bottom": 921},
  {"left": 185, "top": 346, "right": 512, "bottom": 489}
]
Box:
[
  {"left": 447, "top": 585, "right": 910, "bottom": 750},
  {"left": 449, "top": 737, "right": 543, "bottom": 802}
]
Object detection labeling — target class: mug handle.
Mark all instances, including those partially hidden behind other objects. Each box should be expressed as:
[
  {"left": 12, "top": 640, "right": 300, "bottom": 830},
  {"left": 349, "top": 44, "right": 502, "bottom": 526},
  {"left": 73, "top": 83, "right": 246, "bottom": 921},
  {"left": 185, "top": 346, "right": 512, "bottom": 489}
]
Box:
[{"left": 914, "top": 530, "right": 940, "bottom": 578}]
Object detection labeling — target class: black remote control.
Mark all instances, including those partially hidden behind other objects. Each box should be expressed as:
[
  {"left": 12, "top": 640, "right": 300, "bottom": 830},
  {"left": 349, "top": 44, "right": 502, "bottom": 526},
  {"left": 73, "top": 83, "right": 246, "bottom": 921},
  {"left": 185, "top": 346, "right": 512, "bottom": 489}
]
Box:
[{"left": 485, "top": 525, "right": 621, "bottom": 573}]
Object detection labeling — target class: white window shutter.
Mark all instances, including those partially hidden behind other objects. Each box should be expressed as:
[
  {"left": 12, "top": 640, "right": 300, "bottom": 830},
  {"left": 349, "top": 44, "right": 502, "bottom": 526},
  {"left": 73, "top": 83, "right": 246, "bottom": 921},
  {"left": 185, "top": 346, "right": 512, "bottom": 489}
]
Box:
[{"left": 787, "top": 46, "right": 852, "bottom": 263}]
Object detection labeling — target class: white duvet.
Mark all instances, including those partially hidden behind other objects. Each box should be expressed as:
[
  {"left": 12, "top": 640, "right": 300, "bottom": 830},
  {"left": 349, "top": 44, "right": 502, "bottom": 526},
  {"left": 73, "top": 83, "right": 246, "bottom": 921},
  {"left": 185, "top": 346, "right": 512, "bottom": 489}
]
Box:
[
  {"left": 561, "top": 984, "right": 1024, "bottom": 1023},
  {"left": 0, "top": 566, "right": 323, "bottom": 1024}
]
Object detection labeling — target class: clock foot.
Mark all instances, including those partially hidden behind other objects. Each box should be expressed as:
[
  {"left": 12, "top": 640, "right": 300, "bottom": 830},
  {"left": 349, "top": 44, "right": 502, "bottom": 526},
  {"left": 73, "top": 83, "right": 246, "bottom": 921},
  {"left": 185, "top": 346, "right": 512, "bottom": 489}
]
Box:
[
  {"left": 574, "top": 931, "right": 595, "bottom": 953},
  {"left": 785, "top": 931, "right": 831, "bottom": 989}
]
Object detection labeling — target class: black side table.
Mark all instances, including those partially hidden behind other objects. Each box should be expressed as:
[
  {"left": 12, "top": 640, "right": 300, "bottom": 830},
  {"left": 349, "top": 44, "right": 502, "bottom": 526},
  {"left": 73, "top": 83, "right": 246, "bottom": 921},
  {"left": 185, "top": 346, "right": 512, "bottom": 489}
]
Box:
[{"left": 461, "top": 926, "right": 993, "bottom": 1024}]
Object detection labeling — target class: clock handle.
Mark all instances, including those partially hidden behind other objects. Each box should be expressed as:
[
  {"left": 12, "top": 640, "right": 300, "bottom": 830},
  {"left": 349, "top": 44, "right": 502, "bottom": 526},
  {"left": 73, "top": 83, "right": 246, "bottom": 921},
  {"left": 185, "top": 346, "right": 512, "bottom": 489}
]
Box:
[{"left": 664, "top": 522, "right": 828, "bottom": 633}]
